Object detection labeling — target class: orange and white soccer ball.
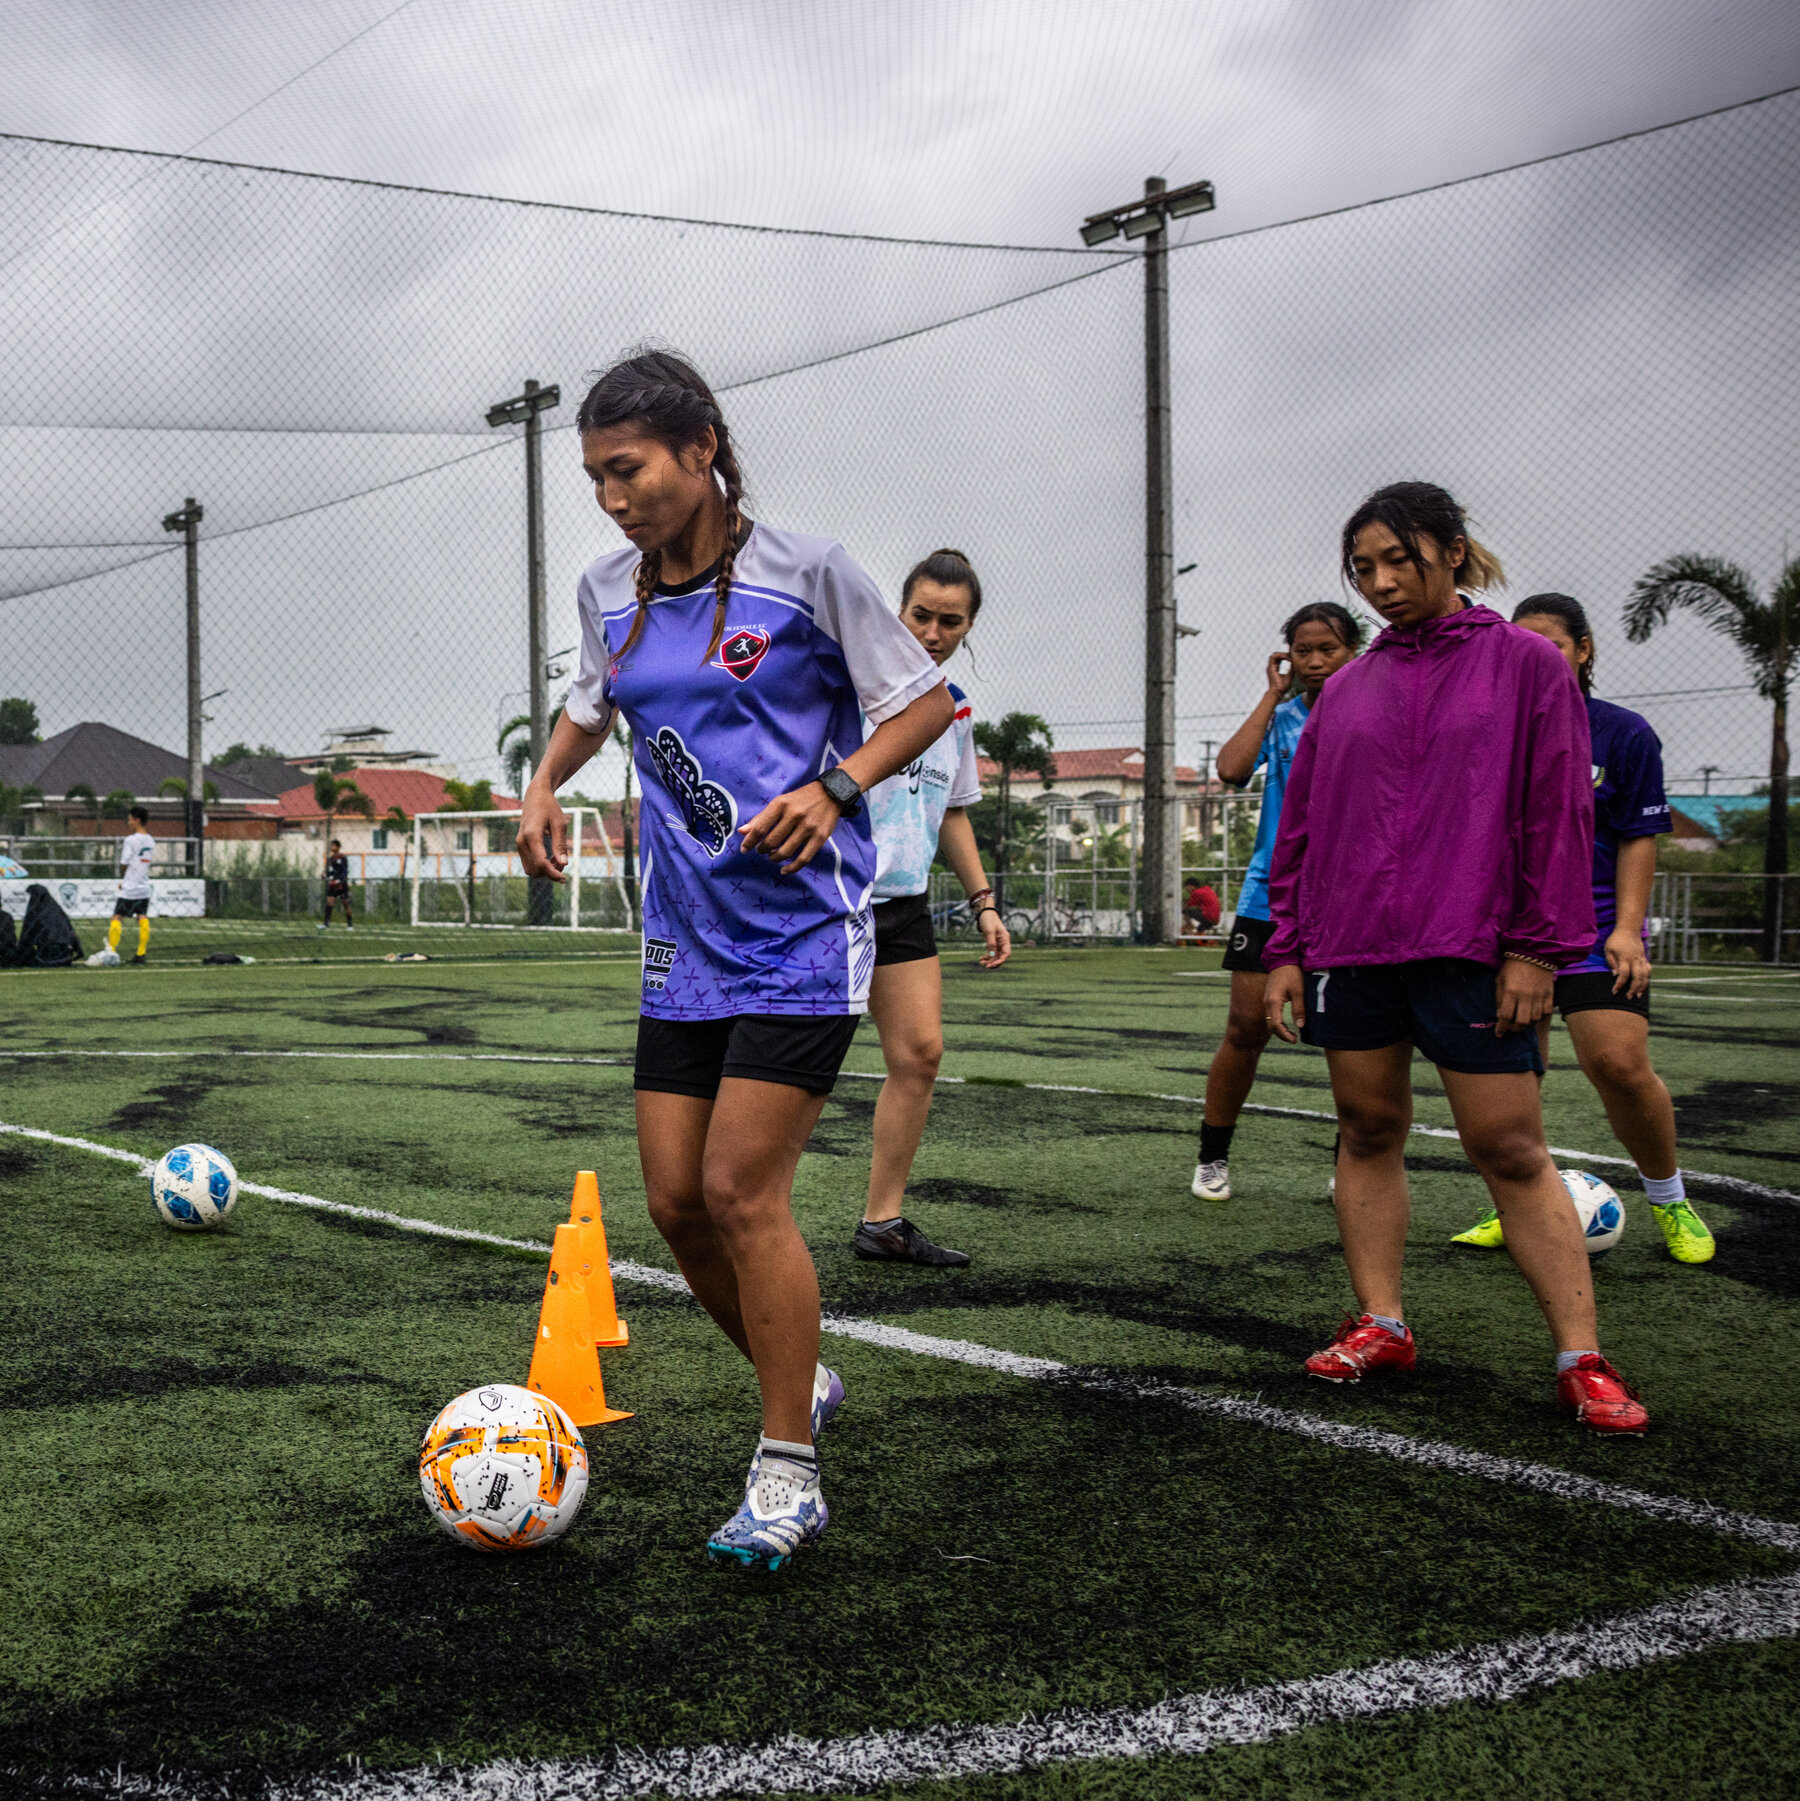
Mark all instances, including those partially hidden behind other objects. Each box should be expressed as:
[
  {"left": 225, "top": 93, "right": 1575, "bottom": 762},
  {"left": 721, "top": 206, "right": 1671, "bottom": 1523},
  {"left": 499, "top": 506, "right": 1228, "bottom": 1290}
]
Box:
[{"left": 419, "top": 1383, "right": 588, "bottom": 1552}]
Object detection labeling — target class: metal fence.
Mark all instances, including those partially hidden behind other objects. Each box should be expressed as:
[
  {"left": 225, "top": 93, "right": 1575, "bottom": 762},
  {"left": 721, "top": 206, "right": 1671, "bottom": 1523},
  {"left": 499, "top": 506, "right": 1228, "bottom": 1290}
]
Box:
[{"left": 3, "top": 89, "right": 1796, "bottom": 959}]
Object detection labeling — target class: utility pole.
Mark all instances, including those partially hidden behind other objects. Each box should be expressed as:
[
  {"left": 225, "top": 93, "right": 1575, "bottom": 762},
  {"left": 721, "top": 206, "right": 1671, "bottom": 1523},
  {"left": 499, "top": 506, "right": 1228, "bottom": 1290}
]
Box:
[
  {"left": 1079, "top": 176, "right": 1214, "bottom": 942},
  {"left": 161, "top": 497, "right": 204, "bottom": 874},
  {"left": 486, "top": 379, "right": 561, "bottom": 925}
]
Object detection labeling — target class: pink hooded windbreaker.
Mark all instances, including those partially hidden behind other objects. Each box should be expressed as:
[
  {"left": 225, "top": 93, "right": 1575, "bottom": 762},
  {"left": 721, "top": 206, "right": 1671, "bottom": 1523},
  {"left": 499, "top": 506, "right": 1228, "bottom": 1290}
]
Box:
[{"left": 1263, "top": 604, "right": 1596, "bottom": 972}]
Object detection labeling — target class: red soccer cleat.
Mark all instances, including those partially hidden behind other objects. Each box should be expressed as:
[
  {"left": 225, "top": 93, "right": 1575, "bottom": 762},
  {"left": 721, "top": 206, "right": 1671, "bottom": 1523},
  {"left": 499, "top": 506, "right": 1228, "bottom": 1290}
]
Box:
[
  {"left": 1305, "top": 1314, "right": 1417, "bottom": 1382},
  {"left": 1557, "top": 1354, "right": 1649, "bottom": 1435}
]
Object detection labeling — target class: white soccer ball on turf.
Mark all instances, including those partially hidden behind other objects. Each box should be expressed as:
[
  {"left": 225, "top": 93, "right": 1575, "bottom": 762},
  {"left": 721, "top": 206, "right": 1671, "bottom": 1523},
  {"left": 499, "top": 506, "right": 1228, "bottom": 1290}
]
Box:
[
  {"left": 419, "top": 1383, "right": 588, "bottom": 1552},
  {"left": 150, "top": 1143, "right": 239, "bottom": 1230},
  {"left": 1560, "top": 1167, "right": 1625, "bottom": 1257}
]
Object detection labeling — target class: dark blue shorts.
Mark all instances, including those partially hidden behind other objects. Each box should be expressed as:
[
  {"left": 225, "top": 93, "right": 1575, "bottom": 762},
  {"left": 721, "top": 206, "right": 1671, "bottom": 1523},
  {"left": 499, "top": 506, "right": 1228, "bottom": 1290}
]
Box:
[{"left": 1300, "top": 959, "right": 1544, "bottom": 1075}]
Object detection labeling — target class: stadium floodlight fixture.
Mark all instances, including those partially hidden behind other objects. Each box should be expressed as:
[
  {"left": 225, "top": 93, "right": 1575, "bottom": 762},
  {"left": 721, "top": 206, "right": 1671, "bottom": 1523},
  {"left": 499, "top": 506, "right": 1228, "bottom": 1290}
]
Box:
[
  {"left": 1122, "top": 209, "right": 1163, "bottom": 239},
  {"left": 1165, "top": 180, "right": 1216, "bottom": 219},
  {"left": 486, "top": 383, "right": 561, "bottom": 429},
  {"left": 1081, "top": 216, "right": 1123, "bottom": 247}
]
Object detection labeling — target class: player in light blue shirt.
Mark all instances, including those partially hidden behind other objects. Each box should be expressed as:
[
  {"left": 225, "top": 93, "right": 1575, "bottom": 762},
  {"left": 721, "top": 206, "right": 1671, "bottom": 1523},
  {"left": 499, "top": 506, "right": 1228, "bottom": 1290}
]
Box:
[
  {"left": 518, "top": 353, "right": 953, "bottom": 1570},
  {"left": 1192, "top": 602, "right": 1362, "bottom": 1202},
  {"left": 855, "top": 550, "right": 1010, "bottom": 1270}
]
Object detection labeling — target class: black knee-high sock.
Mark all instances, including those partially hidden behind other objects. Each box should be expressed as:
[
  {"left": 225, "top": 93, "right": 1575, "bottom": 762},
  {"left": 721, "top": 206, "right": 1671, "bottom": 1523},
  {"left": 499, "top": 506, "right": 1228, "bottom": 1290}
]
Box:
[{"left": 1200, "top": 1122, "right": 1236, "bottom": 1164}]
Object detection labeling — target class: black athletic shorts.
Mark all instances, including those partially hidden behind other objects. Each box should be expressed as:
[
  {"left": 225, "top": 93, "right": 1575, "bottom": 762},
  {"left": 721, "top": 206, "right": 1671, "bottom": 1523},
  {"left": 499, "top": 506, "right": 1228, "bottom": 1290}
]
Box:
[
  {"left": 112, "top": 897, "right": 149, "bottom": 918},
  {"left": 873, "top": 892, "right": 937, "bottom": 966},
  {"left": 1555, "top": 969, "right": 1650, "bottom": 1020},
  {"left": 1221, "top": 913, "right": 1275, "bottom": 973},
  {"left": 324, "top": 883, "right": 350, "bottom": 898},
  {"left": 634, "top": 1012, "right": 861, "bottom": 1100},
  {"left": 1300, "top": 958, "right": 1544, "bottom": 1076}
]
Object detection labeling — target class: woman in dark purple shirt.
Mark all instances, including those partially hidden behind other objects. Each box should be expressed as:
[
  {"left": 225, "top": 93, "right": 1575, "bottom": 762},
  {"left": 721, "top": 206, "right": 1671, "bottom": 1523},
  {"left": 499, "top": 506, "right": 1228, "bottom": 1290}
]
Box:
[
  {"left": 1451, "top": 594, "right": 1714, "bottom": 1266},
  {"left": 1265, "top": 484, "right": 1648, "bottom": 1435}
]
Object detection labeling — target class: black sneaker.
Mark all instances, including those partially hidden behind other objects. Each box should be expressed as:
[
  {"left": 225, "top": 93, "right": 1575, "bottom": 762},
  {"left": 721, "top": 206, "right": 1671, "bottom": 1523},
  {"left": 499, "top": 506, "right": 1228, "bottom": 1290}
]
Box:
[{"left": 852, "top": 1217, "right": 971, "bottom": 1268}]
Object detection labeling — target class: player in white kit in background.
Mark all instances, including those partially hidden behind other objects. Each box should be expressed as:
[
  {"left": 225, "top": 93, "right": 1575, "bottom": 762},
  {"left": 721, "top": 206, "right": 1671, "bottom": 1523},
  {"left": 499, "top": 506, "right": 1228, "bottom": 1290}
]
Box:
[
  {"left": 108, "top": 804, "right": 156, "bottom": 964},
  {"left": 854, "top": 550, "right": 1011, "bottom": 1267}
]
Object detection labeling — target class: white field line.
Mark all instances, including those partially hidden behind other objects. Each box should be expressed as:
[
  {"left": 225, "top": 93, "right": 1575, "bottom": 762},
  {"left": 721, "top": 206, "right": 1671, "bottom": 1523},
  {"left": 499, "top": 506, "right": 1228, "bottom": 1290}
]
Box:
[
  {"left": 5, "top": 1046, "right": 1795, "bottom": 1204},
  {"left": 6, "top": 1118, "right": 1798, "bottom": 1556},
  {"left": 60, "top": 1569, "right": 1794, "bottom": 1799}
]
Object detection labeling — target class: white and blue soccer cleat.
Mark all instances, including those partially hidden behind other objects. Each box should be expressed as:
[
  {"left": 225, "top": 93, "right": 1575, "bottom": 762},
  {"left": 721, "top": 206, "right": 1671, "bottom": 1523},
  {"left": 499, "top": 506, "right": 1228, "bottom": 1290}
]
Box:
[
  {"left": 812, "top": 1364, "right": 845, "bottom": 1441},
  {"left": 706, "top": 1452, "right": 828, "bottom": 1571}
]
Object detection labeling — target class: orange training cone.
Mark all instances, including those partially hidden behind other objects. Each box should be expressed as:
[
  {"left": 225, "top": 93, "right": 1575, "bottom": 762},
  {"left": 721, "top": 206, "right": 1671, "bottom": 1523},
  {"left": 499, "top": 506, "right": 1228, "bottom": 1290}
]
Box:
[
  {"left": 526, "top": 1222, "right": 632, "bottom": 1428},
  {"left": 569, "top": 1170, "right": 628, "bottom": 1349}
]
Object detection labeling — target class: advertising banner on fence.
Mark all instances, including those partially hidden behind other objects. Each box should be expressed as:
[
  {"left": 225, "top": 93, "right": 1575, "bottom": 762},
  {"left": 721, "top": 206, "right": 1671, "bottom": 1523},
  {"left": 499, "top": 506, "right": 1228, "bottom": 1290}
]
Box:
[{"left": 1, "top": 879, "right": 206, "bottom": 919}]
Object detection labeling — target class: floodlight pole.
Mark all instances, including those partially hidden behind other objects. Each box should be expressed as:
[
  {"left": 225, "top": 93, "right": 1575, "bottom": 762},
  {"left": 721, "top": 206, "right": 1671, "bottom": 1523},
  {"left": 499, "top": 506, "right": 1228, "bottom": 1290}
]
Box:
[
  {"left": 1142, "top": 177, "right": 1177, "bottom": 943},
  {"left": 1079, "top": 176, "right": 1213, "bottom": 942},
  {"left": 486, "top": 379, "right": 562, "bottom": 924},
  {"left": 162, "top": 497, "right": 204, "bottom": 875}
]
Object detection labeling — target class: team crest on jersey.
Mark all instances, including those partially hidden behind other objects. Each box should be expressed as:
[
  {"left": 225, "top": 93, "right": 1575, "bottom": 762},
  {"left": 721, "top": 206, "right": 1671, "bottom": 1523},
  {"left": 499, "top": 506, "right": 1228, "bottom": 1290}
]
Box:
[
  {"left": 714, "top": 626, "right": 771, "bottom": 682},
  {"left": 646, "top": 725, "right": 737, "bottom": 857}
]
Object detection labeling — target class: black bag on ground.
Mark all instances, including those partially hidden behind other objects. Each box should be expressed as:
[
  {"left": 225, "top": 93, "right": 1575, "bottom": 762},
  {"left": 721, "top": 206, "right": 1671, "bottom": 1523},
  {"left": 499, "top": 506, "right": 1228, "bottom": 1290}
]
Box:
[
  {"left": 0, "top": 907, "right": 15, "bottom": 969},
  {"left": 16, "top": 883, "right": 83, "bottom": 967}
]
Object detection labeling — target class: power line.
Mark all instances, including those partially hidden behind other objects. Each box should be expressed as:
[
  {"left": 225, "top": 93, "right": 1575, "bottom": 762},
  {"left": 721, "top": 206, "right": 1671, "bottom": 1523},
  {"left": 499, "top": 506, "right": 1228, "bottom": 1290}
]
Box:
[
  {"left": 0, "top": 2, "right": 430, "bottom": 283},
  {"left": 0, "top": 129, "right": 1127, "bottom": 260},
  {"left": 1170, "top": 82, "right": 1800, "bottom": 260}
]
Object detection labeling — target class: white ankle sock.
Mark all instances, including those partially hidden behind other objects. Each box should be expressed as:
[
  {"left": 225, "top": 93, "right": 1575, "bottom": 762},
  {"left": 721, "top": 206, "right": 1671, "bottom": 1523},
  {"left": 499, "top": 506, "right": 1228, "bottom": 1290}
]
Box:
[
  {"left": 1557, "top": 1350, "right": 1597, "bottom": 1374},
  {"left": 1642, "top": 1170, "right": 1685, "bottom": 1208},
  {"left": 759, "top": 1434, "right": 816, "bottom": 1468},
  {"left": 1367, "top": 1313, "right": 1408, "bottom": 1339}
]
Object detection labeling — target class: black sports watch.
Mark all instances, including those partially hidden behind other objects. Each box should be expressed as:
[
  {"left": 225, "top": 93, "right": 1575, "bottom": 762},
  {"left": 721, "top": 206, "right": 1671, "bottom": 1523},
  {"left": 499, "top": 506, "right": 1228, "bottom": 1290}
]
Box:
[{"left": 819, "top": 766, "right": 863, "bottom": 816}]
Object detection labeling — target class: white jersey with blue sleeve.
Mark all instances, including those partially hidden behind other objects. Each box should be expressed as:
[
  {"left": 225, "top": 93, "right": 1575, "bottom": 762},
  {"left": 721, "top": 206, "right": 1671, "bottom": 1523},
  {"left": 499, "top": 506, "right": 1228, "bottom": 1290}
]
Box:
[
  {"left": 117, "top": 831, "right": 156, "bottom": 900},
  {"left": 564, "top": 522, "right": 943, "bottom": 1019},
  {"left": 866, "top": 682, "right": 980, "bottom": 900}
]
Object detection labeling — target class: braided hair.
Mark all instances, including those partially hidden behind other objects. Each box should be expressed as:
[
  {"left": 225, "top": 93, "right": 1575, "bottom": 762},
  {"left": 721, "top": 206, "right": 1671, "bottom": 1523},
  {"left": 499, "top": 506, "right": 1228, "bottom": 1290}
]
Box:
[
  {"left": 576, "top": 350, "right": 744, "bottom": 662},
  {"left": 1339, "top": 482, "right": 1505, "bottom": 594}
]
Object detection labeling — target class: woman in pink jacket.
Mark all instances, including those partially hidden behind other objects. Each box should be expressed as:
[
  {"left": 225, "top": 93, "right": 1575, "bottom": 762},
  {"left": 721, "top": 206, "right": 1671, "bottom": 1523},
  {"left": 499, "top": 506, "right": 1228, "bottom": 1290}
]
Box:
[{"left": 1264, "top": 482, "right": 1647, "bottom": 1435}]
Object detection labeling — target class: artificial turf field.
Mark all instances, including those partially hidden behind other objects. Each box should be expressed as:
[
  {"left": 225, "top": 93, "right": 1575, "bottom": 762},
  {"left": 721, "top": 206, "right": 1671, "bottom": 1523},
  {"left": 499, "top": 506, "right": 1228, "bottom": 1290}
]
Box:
[{"left": 2, "top": 942, "right": 1798, "bottom": 1799}]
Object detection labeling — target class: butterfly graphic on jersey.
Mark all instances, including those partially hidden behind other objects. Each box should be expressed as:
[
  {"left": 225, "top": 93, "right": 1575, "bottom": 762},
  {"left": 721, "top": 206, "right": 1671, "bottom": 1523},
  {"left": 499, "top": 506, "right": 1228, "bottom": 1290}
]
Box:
[
  {"left": 713, "top": 626, "right": 771, "bottom": 683},
  {"left": 646, "top": 726, "right": 737, "bottom": 857}
]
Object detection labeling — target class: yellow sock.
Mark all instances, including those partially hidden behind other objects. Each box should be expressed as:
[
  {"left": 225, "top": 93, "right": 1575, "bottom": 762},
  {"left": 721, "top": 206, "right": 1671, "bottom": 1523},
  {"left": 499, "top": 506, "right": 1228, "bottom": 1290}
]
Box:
[
  {"left": 137, "top": 916, "right": 151, "bottom": 957},
  {"left": 108, "top": 917, "right": 122, "bottom": 952}
]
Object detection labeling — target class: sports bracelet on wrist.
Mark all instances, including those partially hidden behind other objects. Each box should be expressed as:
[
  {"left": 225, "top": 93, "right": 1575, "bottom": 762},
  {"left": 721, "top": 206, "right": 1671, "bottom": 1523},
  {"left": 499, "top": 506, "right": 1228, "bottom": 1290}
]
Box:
[
  {"left": 1503, "top": 952, "right": 1559, "bottom": 974},
  {"left": 966, "top": 886, "right": 994, "bottom": 906}
]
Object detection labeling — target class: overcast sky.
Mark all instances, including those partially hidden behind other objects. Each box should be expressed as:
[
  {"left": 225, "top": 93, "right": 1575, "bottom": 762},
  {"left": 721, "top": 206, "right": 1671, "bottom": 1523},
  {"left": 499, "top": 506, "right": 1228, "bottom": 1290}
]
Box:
[{"left": 4, "top": 0, "right": 1797, "bottom": 800}]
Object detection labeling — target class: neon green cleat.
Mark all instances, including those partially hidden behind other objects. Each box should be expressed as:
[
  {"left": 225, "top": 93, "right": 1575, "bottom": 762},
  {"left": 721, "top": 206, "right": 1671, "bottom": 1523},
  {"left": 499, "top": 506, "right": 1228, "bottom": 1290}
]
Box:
[
  {"left": 1451, "top": 1207, "right": 1505, "bottom": 1248},
  {"left": 1652, "top": 1198, "right": 1715, "bottom": 1264}
]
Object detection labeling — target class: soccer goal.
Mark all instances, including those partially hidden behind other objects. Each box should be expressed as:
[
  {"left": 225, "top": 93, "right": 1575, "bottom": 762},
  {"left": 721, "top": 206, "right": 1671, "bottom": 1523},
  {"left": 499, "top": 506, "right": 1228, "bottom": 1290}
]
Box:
[{"left": 408, "top": 809, "right": 633, "bottom": 931}]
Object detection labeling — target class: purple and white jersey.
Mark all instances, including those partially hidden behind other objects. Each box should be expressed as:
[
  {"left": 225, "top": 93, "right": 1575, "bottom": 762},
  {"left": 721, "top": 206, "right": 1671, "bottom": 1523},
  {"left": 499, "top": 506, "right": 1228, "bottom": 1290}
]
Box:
[{"left": 564, "top": 523, "right": 943, "bottom": 1019}]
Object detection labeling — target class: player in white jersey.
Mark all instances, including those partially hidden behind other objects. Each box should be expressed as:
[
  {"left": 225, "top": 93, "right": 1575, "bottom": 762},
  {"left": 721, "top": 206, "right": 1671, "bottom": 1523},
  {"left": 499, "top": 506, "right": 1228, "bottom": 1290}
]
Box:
[
  {"left": 854, "top": 550, "right": 1010, "bottom": 1268},
  {"left": 107, "top": 805, "right": 156, "bottom": 964},
  {"left": 516, "top": 351, "right": 952, "bottom": 1569}
]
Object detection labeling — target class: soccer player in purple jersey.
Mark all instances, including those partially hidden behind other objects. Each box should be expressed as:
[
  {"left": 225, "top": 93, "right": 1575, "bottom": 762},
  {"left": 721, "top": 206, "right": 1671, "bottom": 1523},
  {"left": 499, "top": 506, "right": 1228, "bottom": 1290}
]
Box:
[
  {"left": 1451, "top": 594, "right": 1714, "bottom": 1265},
  {"left": 1264, "top": 483, "right": 1648, "bottom": 1434},
  {"left": 516, "top": 352, "right": 952, "bottom": 1568}
]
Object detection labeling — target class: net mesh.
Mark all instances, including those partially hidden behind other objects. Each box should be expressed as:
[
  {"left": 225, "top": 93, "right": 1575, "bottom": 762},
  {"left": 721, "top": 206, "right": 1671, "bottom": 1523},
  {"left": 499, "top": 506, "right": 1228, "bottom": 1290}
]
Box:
[{"left": 3, "top": 88, "right": 1795, "bottom": 954}]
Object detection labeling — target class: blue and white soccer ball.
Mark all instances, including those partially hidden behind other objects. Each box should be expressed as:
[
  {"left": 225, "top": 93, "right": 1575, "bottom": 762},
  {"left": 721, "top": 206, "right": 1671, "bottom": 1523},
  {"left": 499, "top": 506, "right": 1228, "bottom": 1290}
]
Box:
[
  {"left": 1560, "top": 1167, "right": 1625, "bottom": 1257},
  {"left": 151, "top": 1143, "right": 239, "bottom": 1231}
]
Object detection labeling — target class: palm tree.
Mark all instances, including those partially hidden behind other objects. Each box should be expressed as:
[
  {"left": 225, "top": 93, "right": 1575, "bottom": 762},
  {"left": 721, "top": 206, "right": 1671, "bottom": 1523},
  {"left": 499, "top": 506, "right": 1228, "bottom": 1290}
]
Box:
[
  {"left": 102, "top": 788, "right": 136, "bottom": 828},
  {"left": 1627, "top": 552, "right": 1799, "bottom": 960},
  {"left": 440, "top": 779, "right": 496, "bottom": 921},
  {"left": 382, "top": 805, "right": 412, "bottom": 879},
  {"left": 972, "top": 712, "right": 1056, "bottom": 904},
  {"left": 498, "top": 714, "right": 532, "bottom": 795},
  {"left": 63, "top": 781, "right": 99, "bottom": 835},
  {"left": 311, "top": 770, "right": 374, "bottom": 863}
]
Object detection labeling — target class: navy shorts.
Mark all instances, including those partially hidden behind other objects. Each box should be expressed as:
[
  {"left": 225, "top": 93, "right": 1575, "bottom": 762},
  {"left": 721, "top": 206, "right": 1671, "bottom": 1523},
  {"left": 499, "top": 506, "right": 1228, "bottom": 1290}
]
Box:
[
  {"left": 1555, "top": 969, "right": 1650, "bottom": 1020},
  {"left": 111, "top": 897, "right": 150, "bottom": 919},
  {"left": 634, "top": 1012, "right": 860, "bottom": 1100},
  {"left": 1300, "top": 959, "right": 1544, "bottom": 1075},
  {"left": 872, "top": 892, "right": 937, "bottom": 966},
  {"left": 1221, "top": 913, "right": 1275, "bottom": 974}
]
